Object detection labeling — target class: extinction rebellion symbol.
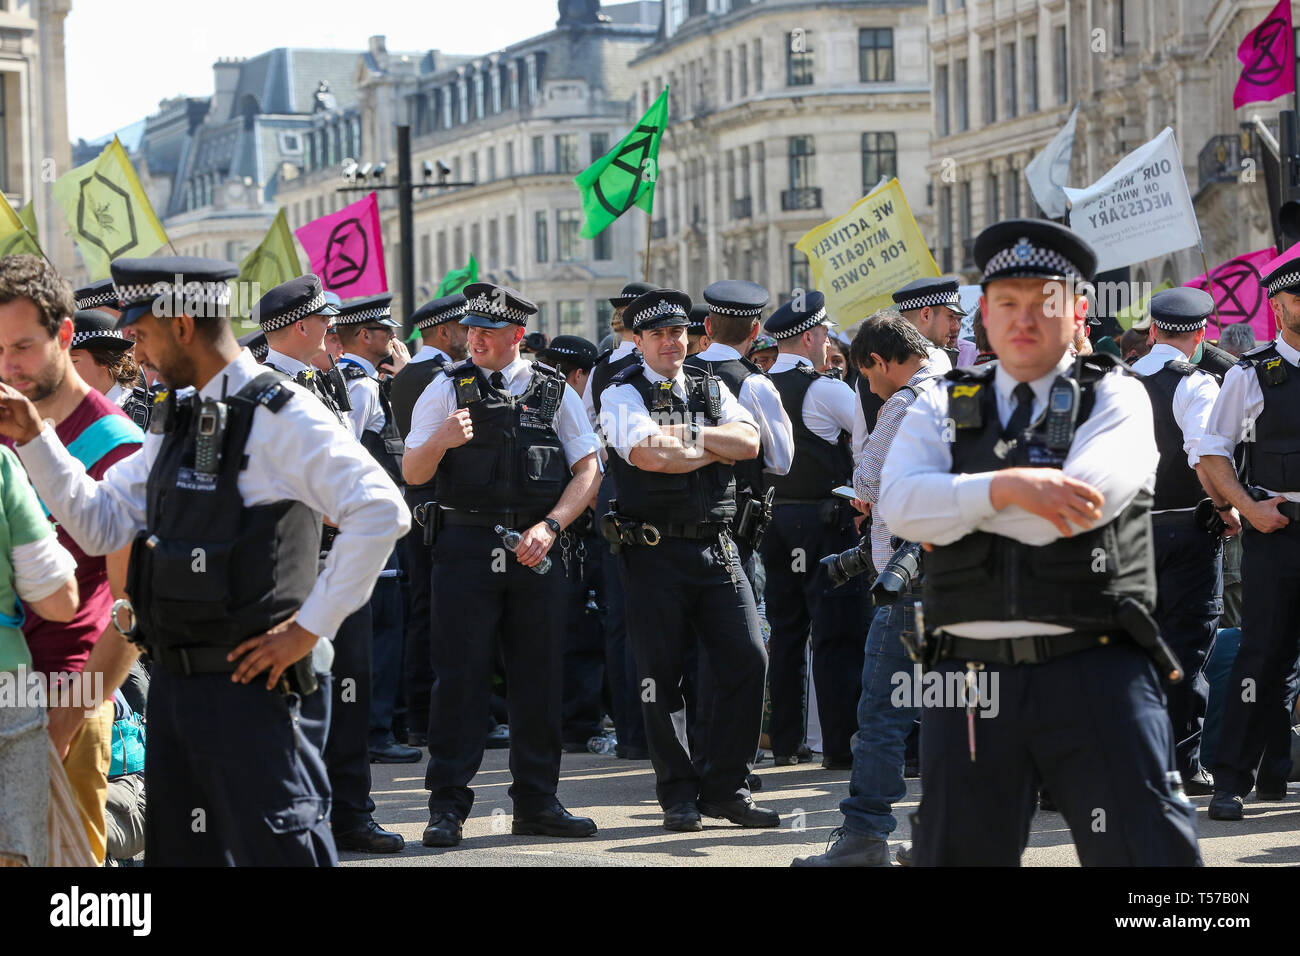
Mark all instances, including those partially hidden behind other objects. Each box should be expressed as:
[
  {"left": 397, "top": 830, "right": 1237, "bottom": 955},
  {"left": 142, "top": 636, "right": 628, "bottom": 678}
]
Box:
[{"left": 324, "top": 218, "right": 370, "bottom": 289}]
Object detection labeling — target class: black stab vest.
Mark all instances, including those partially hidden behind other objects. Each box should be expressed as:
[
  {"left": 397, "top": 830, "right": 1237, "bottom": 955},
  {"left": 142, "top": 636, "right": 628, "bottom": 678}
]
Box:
[
  {"left": 1240, "top": 342, "right": 1300, "bottom": 492},
  {"left": 266, "top": 361, "right": 344, "bottom": 423},
  {"left": 857, "top": 378, "right": 884, "bottom": 432},
  {"left": 1138, "top": 360, "right": 1207, "bottom": 511},
  {"left": 340, "top": 359, "right": 404, "bottom": 486},
  {"left": 127, "top": 372, "right": 322, "bottom": 650},
  {"left": 589, "top": 346, "right": 641, "bottom": 417},
  {"left": 388, "top": 356, "right": 448, "bottom": 494},
  {"left": 684, "top": 352, "right": 766, "bottom": 499},
  {"left": 605, "top": 362, "right": 736, "bottom": 524},
  {"left": 435, "top": 361, "right": 569, "bottom": 517},
  {"left": 768, "top": 364, "right": 852, "bottom": 500},
  {"left": 923, "top": 356, "right": 1156, "bottom": 630}
]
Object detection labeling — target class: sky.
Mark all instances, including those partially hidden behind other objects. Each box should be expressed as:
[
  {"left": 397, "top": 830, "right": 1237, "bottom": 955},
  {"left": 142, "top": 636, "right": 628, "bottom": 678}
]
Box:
[{"left": 65, "top": 0, "right": 565, "bottom": 142}]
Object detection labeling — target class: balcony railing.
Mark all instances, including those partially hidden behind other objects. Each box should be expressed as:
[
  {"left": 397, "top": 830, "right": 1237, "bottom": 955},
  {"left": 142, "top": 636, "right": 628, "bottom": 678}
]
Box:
[
  {"left": 732, "top": 196, "right": 752, "bottom": 220},
  {"left": 781, "top": 187, "right": 822, "bottom": 211}
]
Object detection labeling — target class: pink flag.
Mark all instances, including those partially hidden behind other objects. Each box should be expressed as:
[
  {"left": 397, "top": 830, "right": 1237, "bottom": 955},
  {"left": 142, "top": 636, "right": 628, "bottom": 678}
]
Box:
[
  {"left": 294, "top": 192, "right": 388, "bottom": 297},
  {"left": 1233, "top": 0, "right": 1295, "bottom": 108},
  {"left": 1184, "top": 247, "right": 1277, "bottom": 342}
]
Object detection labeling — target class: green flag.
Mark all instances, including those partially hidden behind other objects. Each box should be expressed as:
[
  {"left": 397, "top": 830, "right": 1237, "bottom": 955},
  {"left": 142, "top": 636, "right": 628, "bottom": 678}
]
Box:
[
  {"left": 434, "top": 253, "right": 478, "bottom": 297},
  {"left": 17, "top": 202, "right": 37, "bottom": 244},
  {"left": 0, "top": 193, "right": 41, "bottom": 258},
  {"left": 51, "top": 137, "right": 169, "bottom": 279},
  {"left": 574, "top": 87, "right": 669, "bottom": 239},
  {"left": 233, "top": 208, "right": 303, "bottom": 319}
]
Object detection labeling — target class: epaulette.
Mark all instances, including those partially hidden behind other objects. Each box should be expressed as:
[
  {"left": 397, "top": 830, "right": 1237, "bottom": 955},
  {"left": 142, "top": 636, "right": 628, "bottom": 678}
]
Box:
[
  {"left": 1164, "top": 359, "right": 1198, "bottom": 377},
  {"left": 740, "top": 356, "right": 766, "bottom": 376},
  {"left": 240, "top": 370, "right": 294, "bottom": 414},
  {"left": 944, "top": 363, "right": 996, "bottom": 383},
  {"left": 446, "top": 358, "right": 474, "bottom": 373},
  {"left": 338, "top": 362, "right": 369, "bottom": 381},
  {"left": 595, "top": 346, "right": 613, "bottom": 363},
  {"left": 610, "top": 358, "right": 645, "bottom": 385},
  {"left": 1237, "top": 341, "right": 1277, "bottom": 367},
  {"left": 793, "top": 363, "right": 820, "bottom": 378}
]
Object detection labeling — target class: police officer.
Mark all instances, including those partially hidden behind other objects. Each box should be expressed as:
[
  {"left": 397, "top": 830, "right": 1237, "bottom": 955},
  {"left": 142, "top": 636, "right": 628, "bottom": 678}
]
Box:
[
  {"left": 686, "top": 303, "right": 711, "bottom": 356},
  {"left": 403, "top": 282, "right": 602, "bottom": 847},
  {"left": 0, "top": 256, "right": 410, "bottom": 865},
  {"left": 333, "top": 294, "right": 419, "bottom": 763},
  {"left": 878, "top": 220, "right": 1200, "bottom": 865},
  {"left": 583, "top": 280, "right": 656, "bottom": 427},
  {"left": 1199, "top": 243, "right": 1300, "bottom": 820},
  {"left": 69, "top": 309, "right": 151, "bottom": 424},
  {"left": 1132, "top": 287, "right": 1230, "bottom": 795},
  {"left": 388, "top": 293, "right": 469, "bottom": 750},
  {"left": 254, "top": 275, "right": 406, "bottom": 853},
  {"left": 77, "top": 280, "right": 162, "bottom": 429},
  {"left": 762, "top": 291, "right": 864, "bottom": 768},
  {"left": 598, "top": 288, "right": 775, "bottom": 831}
]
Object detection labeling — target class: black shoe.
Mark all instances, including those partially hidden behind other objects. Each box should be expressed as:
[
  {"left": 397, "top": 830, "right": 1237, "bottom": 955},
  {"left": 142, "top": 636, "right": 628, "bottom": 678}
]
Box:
[
  {"left": 334, "top": 817, "right": 404, "bottom": 853},
  {"left": 1183, "top": 768, "right": 1214, "bottom": 796},
  {"left": 485, "top": 724, "right": 510, "bottom": 749},
  {"left": 697, "top": 795, "right": 780, "bottom": 828},
  {"left": 405, "top": 731, "right": 428, "bottom": 748},
  {"left": 1256, "top": 781, "right": 1287, "bottom": 801},
  {"left": 561, "top": 740, "right": 590, "bottom": 754},
  {"left": 663, "top": 802, "right": 703, "bottom": 832},
  {"left": 903, "top": 762, "right": 921, "bottom": 779},
  {"left": 1208, "top": 791, "right": 1244, "bottom": 821},
  {"left": 821, "top": 754, "right": 852, "bottom": 770},
  {"left": 773, "top": 745, "right": 813, "bottom": 765},
  {"left": 369, "top": 739, "right": 422, "bottom": 763},
  {"left": 747, "top": 773, "right": 762, "bottom": 792},
  {"left": 421, "top": 812, "right": 463, "bottom": 847},
  {"left": 512, "top": 803, "right": 598, "bottom": 838}
]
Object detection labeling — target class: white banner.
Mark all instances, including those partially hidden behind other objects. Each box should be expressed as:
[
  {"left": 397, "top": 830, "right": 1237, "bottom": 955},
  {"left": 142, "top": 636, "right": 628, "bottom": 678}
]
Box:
[
  {"left": 1062, "top": 127, "right": 1201, "bottom": 273},
  {"left": 1024, "top": 105, "right": 1078, "bottom": 219}
]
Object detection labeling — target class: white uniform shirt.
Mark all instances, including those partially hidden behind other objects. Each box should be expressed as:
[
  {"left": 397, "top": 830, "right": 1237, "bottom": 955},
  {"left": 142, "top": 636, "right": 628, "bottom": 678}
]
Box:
[
  {"left": 599, "top": 361, "right": 757, "bottom": 464},
  {"left": 406, "top": 355, "right": 601, "bottom": 468},
  {"left": 105, "top": 383, "right": 129, "bottom": 409},
  {"left": 878, "top": 352, "right": 1157, "bottom": 638},
  {"left": 582, "top": 339, "right": 636, "bottom": 429},
  {"left": 409, "top": 344, "right": 452, "bottom": 366},
  {"left": 338, "top": 352, "right": 386, "bottom": 441},
  {"left": 1130, "top": 342, "right": 1221, "bottom": 511},
  {"left": 693, "top": 342, "right": 794, "bottom": 475},
  {"left": 767, "top": 353, "right": 856, "bottom": 442},
  {"left": 14, "top": 349, "right": 410, "bottom": 642},
  {"left": 1201, "top": 336, "right": 1300, "bottom": 502}
]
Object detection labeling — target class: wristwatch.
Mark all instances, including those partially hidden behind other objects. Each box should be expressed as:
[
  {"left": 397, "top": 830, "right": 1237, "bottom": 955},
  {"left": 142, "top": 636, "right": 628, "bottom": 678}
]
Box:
[
  {"left": 687, "top": 421, "right": 701, "bottom": 443},
  {"left": 542, "top": 516, "right": 562, "bottom": 534}
]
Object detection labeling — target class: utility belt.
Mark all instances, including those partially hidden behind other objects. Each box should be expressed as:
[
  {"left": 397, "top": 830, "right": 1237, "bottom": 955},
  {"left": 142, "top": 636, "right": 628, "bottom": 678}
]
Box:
[
  {"left": 773, "top": 495, "right": 851, "bottom": 528},
  {"left": 1244, "top": 486, "right": 1300, "bottom": 528},
  {"left": 599, "top": 501, "right": 729, "bottom": 554},
  {"left": 732, "top": 487, "right": 775, "bottom": 551},
  {"left": 149, "top": 643, "right": 318, "bottom": 696},
  {"left": 412, "top": 503, "right": 549, "bottom": 547}
]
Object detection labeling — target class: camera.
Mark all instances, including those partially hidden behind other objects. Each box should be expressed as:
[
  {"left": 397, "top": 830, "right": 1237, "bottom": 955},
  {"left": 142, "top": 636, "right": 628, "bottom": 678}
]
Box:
[
  {"left": 870, "top": 540, "right": 923, "bottom": 605},
  {"left": 820, "top": 536, "right": 874, "bottom": 588}
]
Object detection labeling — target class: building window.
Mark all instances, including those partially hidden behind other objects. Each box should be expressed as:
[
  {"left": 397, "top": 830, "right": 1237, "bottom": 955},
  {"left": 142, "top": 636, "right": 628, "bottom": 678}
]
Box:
[
  {"left": 787, "top": 32, "right": 813, "bottom": 86},
  {"left": 502, "top": 64, "right": 514, "bottom": 110},
  {"left": 858, "top": 28, "right": 894, "bottom": 82},
  {"left": 474, "top": 72, "right": 485, "bottom": 119},
  {"left": 590, "top": 132, "right": 609, "bottom": 163},
  {"left": 935, "top": 64, "right": 949, "bottom": 137},
  {"left": 940, "top": 184, "right": 953, "bottom": 272},
  {"left": 986, "top": 170, "right": 999, "bottom": 226},
  {"left": 739, "top": 44, "right": 749, "bottom": 96},
  {"left": 959, "top": 180, "right": 972, "bottom": 265},
  {"left": 470, "top": 152, "right": 479, "bottom": 185},
  {"left": 470, "top": 223, "right": 481, "bottom": 263},
  {"left": 419, "top": 233, "right": 431, "bottom": 284},
  {"left": 594, "top": 228, "right": 612, "bottom": 261},
  {"left": 788, "top": 136, "right": 815, "bottom": 190},
  {"left": 754, "top": 40, "right": 763, "bottom": 91},
  {"left": 532, "top": 135, "right": 546, "bottom": 173},
  {"left": 437, "top": 230, "right": 448, "bottom": 277},
  {"left": 861, "top": 132, "right": 897, "bottom": 193},
  {"left": 488, "top": 219, "right": 499, "bottom": 269},
  {"left": 725, "top": 49, "right": 733, "bottom": 101},
  {"left": 535, "top": 302, "right": 548, "bottom": 335},
  {"left": 1025, "top": 35, "right": 1039, "bottom": 113},
  {"left": 487, "top": 146, "right": 496, "bottom": 182},
  {"left": 756, "top": 142, "right": 766, "bottom": 213},
  {"left": 506, "top": 141, "right": 516, "bottom": 177},
  {"left": 454, "top": 226, "right": 464, "bottom": 266},
  {"left": 955, "top": 59, "right": 968, "bottom": 131},
  {"left": 506, "top": 214, "right": 517, "bottom": 265},
  {"left": 1054, "top": 26, "right": 1068, "bottom": 104},
  {"left": 557, "top": 210, "right": 582, "bottom": 262},
  {"left": 1003, "top": 43, "right": 1018, "bottom": 119},
  {"left": 555, "top": 134, "right": 580, "bottom": 174},
  {"left": 596, "top": 300, "right": 614, "bottom": 337},
  {"left": 982, "top": 49, "right": 996, "bottom": 124},
  {"left": 558, "top": 300, "right": 585, "bottom": 337},
  {"left": 453, "top": 156, "right": 462, "bottom": 184},
  {"left": 491, "top": 69, "right": 501, "bottom": 114},
  {"left": 443, "top": 86, "right": 454, "bottom": 128},
  {"left": 458, "top": 79, "right": 469, "bottom": 124},
  {"left": 1005, "top": 167, "right": 1019, "bottom": 218},
  {"left": 535, "top": 211, "right": 548, "bottom": 263},
  {"left": 789, "top": 244, "right": 810, "bottom": 295}
]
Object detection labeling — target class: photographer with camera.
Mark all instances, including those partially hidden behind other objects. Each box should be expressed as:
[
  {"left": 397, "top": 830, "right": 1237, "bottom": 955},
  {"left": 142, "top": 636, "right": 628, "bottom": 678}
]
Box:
[{"left": 793, "top": 310, "right": 938, "bottom": 867}]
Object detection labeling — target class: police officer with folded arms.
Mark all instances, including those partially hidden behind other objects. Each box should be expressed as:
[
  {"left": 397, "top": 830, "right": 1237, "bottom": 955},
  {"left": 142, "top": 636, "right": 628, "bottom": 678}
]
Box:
[
  {"left": 403, "top": 282, "right": 602, "bottom": 847},
  {"left": 762, "top": 291, "right": 864, "bottom": 769},
  {"left": 1131, "top": 287, "right": 1233, "bottom": 797},
  {"left": 878, "top": 221, "right": 1199, "bottom": 865},
  {"left": 598, "top": 288, "right": 775, "bottom": 832},
  {"left": 0, "top": 256, "right": 409, "bottom": 865},
  {"left": 1198, "top": 244, "right": 1300, "bottom": 820}
]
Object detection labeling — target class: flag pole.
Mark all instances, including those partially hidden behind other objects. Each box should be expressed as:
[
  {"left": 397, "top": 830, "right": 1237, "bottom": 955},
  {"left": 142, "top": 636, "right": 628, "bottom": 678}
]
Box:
[
  {"left": 1197, "top": 239, "right": 1222, "bottom": 333},
  {"left": 643, "top": 211, "right": 652, "bottom": 283}
]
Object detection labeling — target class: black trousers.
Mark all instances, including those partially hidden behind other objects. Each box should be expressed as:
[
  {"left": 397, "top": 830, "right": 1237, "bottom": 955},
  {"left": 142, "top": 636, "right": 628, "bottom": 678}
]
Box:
[
  {"left": 324, "top": 605, "right": 376, "bottom": 831},
  {"left": 913, "top": 644, "right": 1201, "bottom": 867},
  {"left": 146, "top": 667, "right": 336, "bottom": 866},
  {"left": 761, "top": 501, "right": 865, "bottom": 758},
  {"left": 1213, "top": 523, "right": 1300, "bottom": 796},
  {"left": 1151, "top": 513, "right": 1223, "bottom": 777},
  {"left": 425, "top": 524, "right": 566, "bottom": 819},
  {"left": 596, "top": 472, "right": 647, "bottom": 753},
  {"left": 618, "top": 534, "right": 767, "bottom": 809},
  {"left": 560, "top": 531, "right": 606, "bottom": 744},
  {"left": 403, "top": 487, "right": 437, "bottom": 738}
]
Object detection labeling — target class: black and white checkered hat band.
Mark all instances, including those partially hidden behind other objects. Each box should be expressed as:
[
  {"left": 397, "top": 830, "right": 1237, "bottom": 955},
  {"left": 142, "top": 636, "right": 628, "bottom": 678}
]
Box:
[
  {"left": 1152, "top": 316, "right": 1208, "bottom": 333},
  {"left": 772, "top": 307, "right": 829, "bottom": 339},
  {"left": 465, "top": 292, "right": 529, "bottom": 324},
  {"left": 706, "top": 303, "right": 764, "bottom": 317},
  {"left": 416, "top": 305, "right": 465, "bottom": 329},
  {"left": 114, "top": 280, "right": 232, "bottom": 310},
  {"left": 895, "top": 291, "right": 961, "bottom": 312},
  {"left": 631, "top": 298, "right": 688, "bottom": 325},
  {"left": 335, "top": 305, "right": 392, "bottom": 325},
  {"left": 1267, "top": 270, "right": 1300, "bottom": 296},
  {"left": 981, "top": 244, "right": 1081, "bottom": 283},
  {"left": 71, "top": 330, "right": 131, "bottom": 349},
  {"left": 76, "top": 290, "right": 119, "bottom": 310},
  {"left": 260, "top": 290, "right": 327, "bottom": 331}
]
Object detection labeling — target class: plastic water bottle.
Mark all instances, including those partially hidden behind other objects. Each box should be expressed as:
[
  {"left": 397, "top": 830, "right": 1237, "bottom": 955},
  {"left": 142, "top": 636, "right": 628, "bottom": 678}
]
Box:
[
  {"left": 494, "top": 525, "right": 552, "bottom": 575},
  {"left": 588, "top": 732, "right": 618, "bottom": 755}
]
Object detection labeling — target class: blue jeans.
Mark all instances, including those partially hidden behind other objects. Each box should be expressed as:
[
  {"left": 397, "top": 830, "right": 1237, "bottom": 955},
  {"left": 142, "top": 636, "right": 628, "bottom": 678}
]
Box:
[{"left": 840, "top": 598, "right": 917, "bottom": 839}]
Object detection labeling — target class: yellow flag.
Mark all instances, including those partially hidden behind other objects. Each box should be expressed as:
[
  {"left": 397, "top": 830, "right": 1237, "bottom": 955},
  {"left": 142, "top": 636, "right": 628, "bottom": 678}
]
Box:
[
  {"left": 232, "top": 208, "right": 303, "bottom": 319},
  {"left": 52, "top": 137, "right": 168, "bottom": 279},
  {"left": 795, "top": 179, "right": 939, "bottom": 331},
  {"left": 0, "top": 192, "right": 42, "bottom": 258}
]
